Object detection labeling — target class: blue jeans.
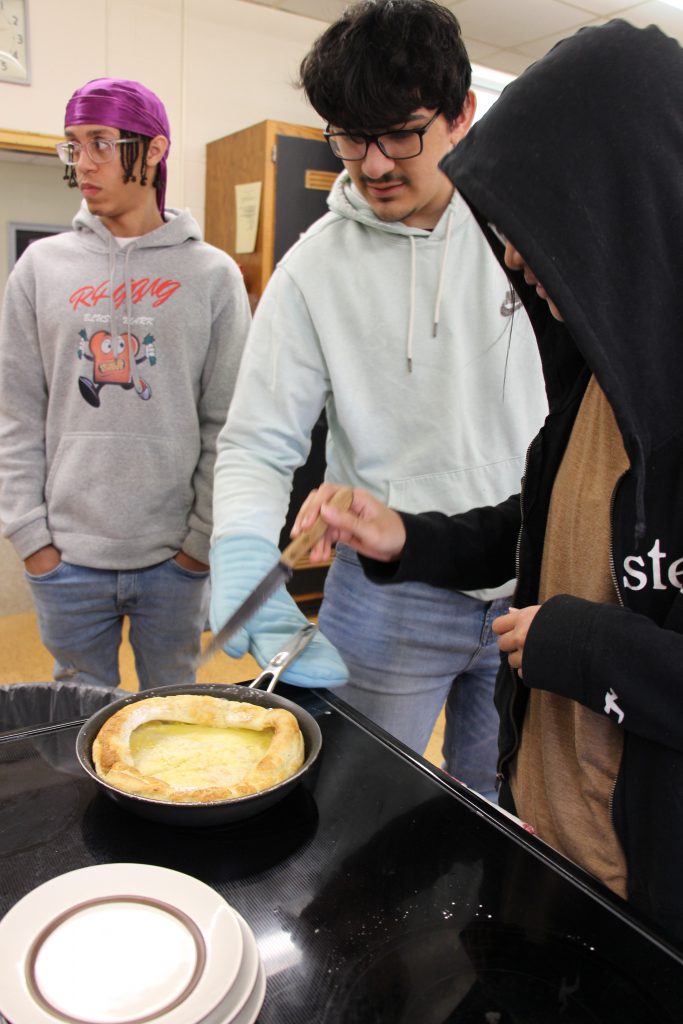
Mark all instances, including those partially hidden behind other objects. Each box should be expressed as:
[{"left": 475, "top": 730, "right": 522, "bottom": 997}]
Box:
[
  {"left": 26, "top": 558, "right": 210, "bottom": 690},
  {"left": 318, "top": 545, "right": 507, "bottom": 801}
]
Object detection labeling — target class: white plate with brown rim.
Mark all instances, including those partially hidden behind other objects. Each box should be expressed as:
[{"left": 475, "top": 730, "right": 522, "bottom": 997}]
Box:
[{"left": 0, "top": 863, "right": 244, "bottom": 1024}]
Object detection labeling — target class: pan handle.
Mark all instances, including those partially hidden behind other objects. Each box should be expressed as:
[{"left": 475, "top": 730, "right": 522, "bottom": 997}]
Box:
[{"left": 248, "top": 623, "right": 318, "bottom": 693}]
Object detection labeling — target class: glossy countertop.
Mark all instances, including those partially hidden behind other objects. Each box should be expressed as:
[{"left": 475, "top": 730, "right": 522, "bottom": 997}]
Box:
[{"left": 1, "top": 684, "right": 683, "bottom": 1023}]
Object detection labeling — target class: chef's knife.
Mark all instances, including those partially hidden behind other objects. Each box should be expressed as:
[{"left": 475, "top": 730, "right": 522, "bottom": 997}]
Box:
[{"left": 201, "top": 486, "right": 353, "bottom": 665}]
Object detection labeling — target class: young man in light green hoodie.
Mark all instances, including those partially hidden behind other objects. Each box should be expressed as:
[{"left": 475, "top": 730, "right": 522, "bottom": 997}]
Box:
[
  {"left": 210, "top": 0, "right": 547, "bottom": 801},
  {"left": 0, "top": 78, "right": 250, "bottom": 689}
]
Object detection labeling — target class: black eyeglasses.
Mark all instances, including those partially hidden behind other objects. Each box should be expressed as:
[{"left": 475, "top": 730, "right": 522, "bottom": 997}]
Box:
[
  {"left": 56, "top": 137, "right": 141, "bottom": 166},
  {"left": 324, "top": 110, "right": 441, "bottom": 161}
]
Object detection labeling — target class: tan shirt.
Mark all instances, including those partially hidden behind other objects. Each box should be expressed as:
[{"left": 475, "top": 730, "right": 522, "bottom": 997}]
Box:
[{"left": 510, "top": 375, "right": 629, "bottom": 897}]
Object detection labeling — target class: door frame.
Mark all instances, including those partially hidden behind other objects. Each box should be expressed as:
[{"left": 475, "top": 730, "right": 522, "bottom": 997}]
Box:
[{"left": 0, "top": 128, "right": 62, "bottom": 155}]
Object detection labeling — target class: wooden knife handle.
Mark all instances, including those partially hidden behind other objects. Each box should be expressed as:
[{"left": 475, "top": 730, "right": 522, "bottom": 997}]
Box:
[{"left": 280, "top": 486, "right": 353, "bottom": 569}]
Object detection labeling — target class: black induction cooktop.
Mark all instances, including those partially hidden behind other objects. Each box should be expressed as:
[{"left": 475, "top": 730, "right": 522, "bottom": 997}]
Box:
[{"left": 0, "top": 684, "right": 682, "bottom": 1023}]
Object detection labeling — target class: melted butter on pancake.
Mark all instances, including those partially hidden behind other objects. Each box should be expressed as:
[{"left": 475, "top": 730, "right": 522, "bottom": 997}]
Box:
[
  {"left": 130, "top": 721, "right": 273, "bottom": 790},
  {"left": 92, "top": 694, "right": 305, "bottom": 803}
]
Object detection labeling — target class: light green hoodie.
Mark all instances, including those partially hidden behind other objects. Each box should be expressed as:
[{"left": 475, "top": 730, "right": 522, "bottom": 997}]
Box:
[
  {"left": 0, "top": 201, "right": 250, "bottom": 568},
  {"left": 213, "top": 173, "right": 547, "bottom": 599}
]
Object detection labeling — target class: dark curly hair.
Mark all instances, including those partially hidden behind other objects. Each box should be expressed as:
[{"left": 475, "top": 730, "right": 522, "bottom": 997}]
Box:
[
  {"left": 63, "top": 129, "right": 161, "bottom": 201},
  {"left": 299, "top": 0, "right": 471, "bottom": 130}
]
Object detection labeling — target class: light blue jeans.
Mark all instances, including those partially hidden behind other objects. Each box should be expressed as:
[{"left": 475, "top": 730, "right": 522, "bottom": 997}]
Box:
[
  {"left": 318, "top": 545, "right": 507, "bottom": 801},
  {"left": 26, "top": 558, "right": 210, "bottom": 690}
]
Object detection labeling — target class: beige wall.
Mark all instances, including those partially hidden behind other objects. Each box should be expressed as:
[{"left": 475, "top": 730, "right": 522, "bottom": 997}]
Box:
[
  {"left": 1, "top": 0, "right": 327, "bottom": 228},
  {"left": 1, "top": 0, "right": 507, "bottom": 230}
]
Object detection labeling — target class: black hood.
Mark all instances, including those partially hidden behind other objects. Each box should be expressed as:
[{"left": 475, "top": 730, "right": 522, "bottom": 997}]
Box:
[{"left": 441, "top": 19, "right": 683, "bottom": 477}]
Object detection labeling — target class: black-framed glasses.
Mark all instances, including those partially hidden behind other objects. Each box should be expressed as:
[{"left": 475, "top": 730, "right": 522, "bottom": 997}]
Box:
[
  {"left": 324, "top": 109, "right": 441, "bottom": 161},
  {"left": 55, "top": 137, "right": 141, "bottom": 166}
]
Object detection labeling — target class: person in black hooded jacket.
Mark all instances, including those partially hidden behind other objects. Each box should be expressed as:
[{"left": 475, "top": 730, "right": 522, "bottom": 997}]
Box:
[{"left": 292, "top": 19, "right": 683, "bottom": 946}]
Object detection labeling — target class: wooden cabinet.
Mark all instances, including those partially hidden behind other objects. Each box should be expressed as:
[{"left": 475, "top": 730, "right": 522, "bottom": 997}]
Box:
[
  {"left": 205, "top": 119, "right": 340, "bottom": 308},
  {"left": 205, "top": 121, "right": 341, "bottom": 609}
]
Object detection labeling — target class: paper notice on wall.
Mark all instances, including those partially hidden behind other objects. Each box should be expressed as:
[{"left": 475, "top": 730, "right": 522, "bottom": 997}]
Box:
[{"left": 235, "top": 181, "right": 262, "bottom": 253}]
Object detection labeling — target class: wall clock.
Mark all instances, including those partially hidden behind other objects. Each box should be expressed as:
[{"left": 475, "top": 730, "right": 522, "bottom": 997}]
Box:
[{"left": 0, "top": 0, "right": 29, "bottom": 85}]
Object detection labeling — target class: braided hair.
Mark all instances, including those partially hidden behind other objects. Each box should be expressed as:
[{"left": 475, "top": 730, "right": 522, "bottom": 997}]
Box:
[{"left": 63, "top": 129, "right": 161, "bottom": 204}]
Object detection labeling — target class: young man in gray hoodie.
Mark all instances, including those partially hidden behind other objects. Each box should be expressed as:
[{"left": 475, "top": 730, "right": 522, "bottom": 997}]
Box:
[
  {"left": 210, "top": 0, "right": 547, "bottom": 802},
  {"left": 0, "top": 78, "right": 250, "bottom": 689}
]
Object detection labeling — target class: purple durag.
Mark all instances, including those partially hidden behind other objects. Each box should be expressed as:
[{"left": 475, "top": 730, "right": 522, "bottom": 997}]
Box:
[{"left": 64, "top": 78, "right": 171, "bottom": 215}]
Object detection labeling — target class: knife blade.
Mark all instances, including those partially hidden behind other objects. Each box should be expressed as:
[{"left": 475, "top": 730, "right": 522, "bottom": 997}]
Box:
[{"left": 201, "top": 486, "right": 353, "bottom": 665}]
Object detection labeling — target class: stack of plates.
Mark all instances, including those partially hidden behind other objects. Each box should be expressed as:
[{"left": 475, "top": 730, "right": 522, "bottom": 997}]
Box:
[{"left": 0, "top": 863, "right": 266, "bottom": 1024}]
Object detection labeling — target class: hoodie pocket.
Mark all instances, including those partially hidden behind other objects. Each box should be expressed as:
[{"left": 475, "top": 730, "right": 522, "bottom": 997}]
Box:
[
  {"left": 389, "top": 458, "right": 525, "bottom": 516},
  {"left": 46, "top": 432, "right": 188, "bottom": 541}
]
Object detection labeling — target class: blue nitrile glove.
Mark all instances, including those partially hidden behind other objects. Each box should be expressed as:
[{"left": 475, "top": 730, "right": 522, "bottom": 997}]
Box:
[{"left": 209, "top": 534, "right": 349, "bottom": 687}]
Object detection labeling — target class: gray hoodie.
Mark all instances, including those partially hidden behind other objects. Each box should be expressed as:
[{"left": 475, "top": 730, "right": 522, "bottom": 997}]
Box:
[{"left": 0, "top": 201, "right": 250, "bottom": 568}]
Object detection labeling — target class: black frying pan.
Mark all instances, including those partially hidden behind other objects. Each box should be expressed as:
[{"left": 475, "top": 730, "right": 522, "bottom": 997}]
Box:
[{"left": 75, "top": 628, "right": 323, "bottom": 827}]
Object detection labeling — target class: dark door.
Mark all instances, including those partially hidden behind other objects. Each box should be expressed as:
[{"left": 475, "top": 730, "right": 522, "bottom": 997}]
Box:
[{"left": 273, "top": 134, "right": 341, "bottom": 263}]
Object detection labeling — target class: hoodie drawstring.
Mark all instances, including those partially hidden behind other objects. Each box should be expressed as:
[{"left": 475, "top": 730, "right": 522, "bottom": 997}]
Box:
[
  {"left": 433, "top": 208, "right": 453, "bottom": 338},
  {"left": 123, "top": 244, "right": 144, "bottom": 395},
  {"left": 405, "top": 207, "right": 454, "bottom": 373},
  {"left": 107, "top": 240, "right": 149, "bottom": 400},
  {"left": 107, "top": 234, "right": 116, "bottom": 352},
  {"left": 407, "top": 236, "right": 416, "bottom": 373}
]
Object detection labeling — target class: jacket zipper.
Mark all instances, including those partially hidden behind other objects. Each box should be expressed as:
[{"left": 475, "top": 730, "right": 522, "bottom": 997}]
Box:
[
  {"left": 496, "top": 664, "right": 522, "bottom": 785},
  {"left": 497, "top": 437, "right": 535, "bottom": 783},
  {"left": 608, "top": 470, "right": 628, "bottom": 828},
  {"left": 514, "top": 434, "right": 536, "bottom": 591},
  {"left": 608, "top": 774, "right": 618, "bottom": 829},
  {"left": 608, "top": 470, "right": 627, "bottom": 609}
]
